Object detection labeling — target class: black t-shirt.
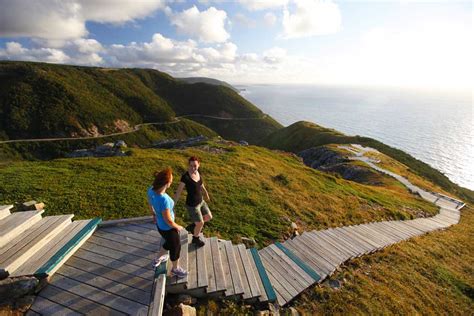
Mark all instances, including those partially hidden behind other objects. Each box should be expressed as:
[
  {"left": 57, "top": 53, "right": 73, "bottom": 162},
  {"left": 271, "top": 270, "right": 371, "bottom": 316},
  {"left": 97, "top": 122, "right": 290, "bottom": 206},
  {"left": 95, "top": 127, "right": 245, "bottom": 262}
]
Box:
[{"left": 180, "top": 172, "right": 203, "bottom": 207}]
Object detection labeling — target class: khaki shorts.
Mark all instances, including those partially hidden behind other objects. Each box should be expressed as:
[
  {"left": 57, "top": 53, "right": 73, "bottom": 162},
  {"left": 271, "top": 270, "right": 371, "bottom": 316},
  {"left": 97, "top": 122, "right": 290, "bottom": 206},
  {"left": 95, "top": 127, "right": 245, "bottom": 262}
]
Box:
[{"left": 186, "top": 200, "right": 211, "bottom": 223}]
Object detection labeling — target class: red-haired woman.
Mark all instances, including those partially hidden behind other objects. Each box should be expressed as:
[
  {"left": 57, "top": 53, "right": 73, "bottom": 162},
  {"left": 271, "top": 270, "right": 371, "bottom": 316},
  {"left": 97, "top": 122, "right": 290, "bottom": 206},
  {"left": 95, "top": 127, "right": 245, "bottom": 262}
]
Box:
[
  {"left": 147, "top": 168, "right": 187, "bottom": 278},
  {"left": 174, "top": 156, "right": 212, "bottom": 247}
]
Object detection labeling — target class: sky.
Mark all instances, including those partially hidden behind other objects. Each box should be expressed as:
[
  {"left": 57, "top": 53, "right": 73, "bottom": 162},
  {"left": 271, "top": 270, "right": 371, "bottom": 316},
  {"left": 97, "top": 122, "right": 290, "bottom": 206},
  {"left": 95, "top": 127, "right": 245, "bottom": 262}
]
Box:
[{"left": 0, "top": 0, "right": 471, "bottom": 89}]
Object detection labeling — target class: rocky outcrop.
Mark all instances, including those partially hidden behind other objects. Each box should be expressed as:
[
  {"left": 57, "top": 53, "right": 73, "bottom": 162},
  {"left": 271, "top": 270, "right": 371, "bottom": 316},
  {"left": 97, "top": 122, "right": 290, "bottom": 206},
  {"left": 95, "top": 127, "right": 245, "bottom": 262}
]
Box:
[
  {"left": 298, "top": 146, "right": 383, "bottom": 185},
  {"left": 66, "top": 140, "right": 128, "bottom": 158}
]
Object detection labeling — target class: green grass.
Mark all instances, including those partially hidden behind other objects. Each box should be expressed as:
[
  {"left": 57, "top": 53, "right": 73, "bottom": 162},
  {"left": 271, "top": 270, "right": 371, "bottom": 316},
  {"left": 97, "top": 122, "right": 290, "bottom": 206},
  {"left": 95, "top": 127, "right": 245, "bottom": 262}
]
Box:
[{"left": 0, "top": 144, "right": 437, "bottom": 245}]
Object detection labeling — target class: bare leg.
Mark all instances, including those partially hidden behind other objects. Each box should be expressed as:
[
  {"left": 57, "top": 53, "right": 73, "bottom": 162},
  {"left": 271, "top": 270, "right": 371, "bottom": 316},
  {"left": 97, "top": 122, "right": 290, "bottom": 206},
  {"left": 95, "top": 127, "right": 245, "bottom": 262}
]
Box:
[
  {"left": 203, "top": 212, "right": 212, "bottom": 222},
  {"left": 157, "top": 245, "right": 168, "bottom": 257},
  {"left": 193, "top": 220, "right": 204, "bottom": 237},
  {"left": 171, "top": 259, "right": 179, "bottom": 270}
]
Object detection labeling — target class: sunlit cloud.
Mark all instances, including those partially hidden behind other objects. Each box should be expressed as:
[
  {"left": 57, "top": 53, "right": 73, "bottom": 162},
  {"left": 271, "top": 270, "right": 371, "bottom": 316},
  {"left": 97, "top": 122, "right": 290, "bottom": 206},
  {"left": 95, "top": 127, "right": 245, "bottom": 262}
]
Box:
[{"left": 282, "top": 0, "right": 342, "bottom": 38}]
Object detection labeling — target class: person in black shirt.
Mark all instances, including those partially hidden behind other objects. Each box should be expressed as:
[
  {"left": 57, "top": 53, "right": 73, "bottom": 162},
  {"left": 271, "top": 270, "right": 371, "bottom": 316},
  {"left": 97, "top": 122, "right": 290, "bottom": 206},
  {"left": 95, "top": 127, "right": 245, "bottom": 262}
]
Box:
[{"left": 174, "top": 156, "right": 212, "bottom": 247}]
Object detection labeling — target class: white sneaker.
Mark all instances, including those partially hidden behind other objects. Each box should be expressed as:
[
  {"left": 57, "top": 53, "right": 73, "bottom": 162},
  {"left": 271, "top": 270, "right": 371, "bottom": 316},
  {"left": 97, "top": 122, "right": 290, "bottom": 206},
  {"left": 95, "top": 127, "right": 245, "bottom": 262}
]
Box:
[{"left": 152, "top": 254, "right": 169, "bottom": 268}]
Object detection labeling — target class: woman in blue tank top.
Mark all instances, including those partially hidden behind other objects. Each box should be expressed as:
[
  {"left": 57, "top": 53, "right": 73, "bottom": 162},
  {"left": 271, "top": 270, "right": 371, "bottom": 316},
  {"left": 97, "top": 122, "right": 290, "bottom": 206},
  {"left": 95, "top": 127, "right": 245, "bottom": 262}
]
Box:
[{"left": 147, "top": 168, "right": 187, "bottom": 278}]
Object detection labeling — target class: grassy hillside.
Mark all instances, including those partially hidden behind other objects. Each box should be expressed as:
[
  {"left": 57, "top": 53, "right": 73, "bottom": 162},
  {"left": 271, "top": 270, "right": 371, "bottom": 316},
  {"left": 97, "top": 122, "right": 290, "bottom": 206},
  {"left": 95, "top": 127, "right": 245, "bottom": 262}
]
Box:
[
  {"left": 260, "top": 121, "right": 474, "bottom": 204},
  {"left": 0, "top": 118, "right": 217, "bottom": 161},
  {"left": 0, "top": 61, "right": 281, "bottom": 152},
  {"left": 0, "top": 144, "right": 436, "bottom": 245}
]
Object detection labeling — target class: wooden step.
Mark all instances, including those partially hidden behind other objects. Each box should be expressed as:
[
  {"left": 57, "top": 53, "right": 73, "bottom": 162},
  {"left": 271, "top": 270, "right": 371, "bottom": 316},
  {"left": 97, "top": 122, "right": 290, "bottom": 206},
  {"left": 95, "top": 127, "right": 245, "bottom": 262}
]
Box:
[
  {"left": 247, "top": 248, "right": 272, "bottom": 303},
  {"left": 11, "top": 218, "right": 101, "bottom": 278},
  {"left": 149, "top": 274, "right": 166, "bottom": 316},
  {"left": 0, "top": 210, "right": 44, "bottom": 248},
  {"left": 0, "top": 205, "right": 13, "bottom": 220},
  {"left": 233, "top": 244, "right": 261, "bottom": 300},
  {"left": 204, "top": 237, "right": 226, "bottom": 294},
  {"left": 274, "top": 242, "right": 321, "bottom": 283},
  {"left": 282, "top": 238, "right": 333, "bottom": 277},
  {"left": 186, "top": 234, "right": 209, "bottom": 291},
  {"left": 0, "top": 215, "right": 73, "bottom": 277},
  {"left": 219, "top": 240, "right": 244, "bottom": 298}
]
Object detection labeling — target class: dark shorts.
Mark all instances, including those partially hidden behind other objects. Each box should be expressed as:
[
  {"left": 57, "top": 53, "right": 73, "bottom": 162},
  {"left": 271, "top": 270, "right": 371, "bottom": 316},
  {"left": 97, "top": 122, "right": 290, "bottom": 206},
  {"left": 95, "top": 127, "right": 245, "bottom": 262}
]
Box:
[{"left": 186, "top": 200, "right": 211, "bottom": 223}]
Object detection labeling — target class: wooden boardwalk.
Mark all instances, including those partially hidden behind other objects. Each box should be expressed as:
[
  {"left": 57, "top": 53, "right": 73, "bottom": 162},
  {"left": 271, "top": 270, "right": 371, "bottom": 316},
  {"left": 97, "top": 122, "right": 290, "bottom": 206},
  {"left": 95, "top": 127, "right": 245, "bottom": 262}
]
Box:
[{"left": 26, "top": 146, "right": 465, "bottom": 314}]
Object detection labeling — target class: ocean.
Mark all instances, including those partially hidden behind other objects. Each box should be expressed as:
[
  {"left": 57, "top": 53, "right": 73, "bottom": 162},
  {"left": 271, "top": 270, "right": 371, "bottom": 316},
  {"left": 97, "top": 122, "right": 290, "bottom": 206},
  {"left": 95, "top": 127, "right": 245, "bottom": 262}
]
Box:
[{"left": 238, "top": 84, "right": 473, "bottom": 191}]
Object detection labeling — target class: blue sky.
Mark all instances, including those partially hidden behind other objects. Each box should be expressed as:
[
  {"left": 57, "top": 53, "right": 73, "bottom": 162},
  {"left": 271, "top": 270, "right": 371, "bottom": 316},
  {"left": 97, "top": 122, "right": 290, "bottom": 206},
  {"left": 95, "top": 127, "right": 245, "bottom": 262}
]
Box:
[{"left": 0, "top": 0, "right": 471, "bottom": 89}]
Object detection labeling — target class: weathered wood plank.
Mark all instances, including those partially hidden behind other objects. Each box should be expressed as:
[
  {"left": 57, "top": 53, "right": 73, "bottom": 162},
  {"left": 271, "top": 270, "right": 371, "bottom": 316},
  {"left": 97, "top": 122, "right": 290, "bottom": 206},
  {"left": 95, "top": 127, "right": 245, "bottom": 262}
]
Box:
[
  {"left": 204, "top": 238, "right": 216, "bottom": 293},
  {"left": 0, "top": 210, "right": 44, "bottom": 248},
  {"left": 148, "top": 274, "right": 166, "bottom": 316},
  {"left": 335, "top": 227, "right": 374, "bottom": 254},
  {"left": 263, "top": 266, "right": 290, "bottom": 306},
  {"left": 65, "top": 256, "right": 152, "bottom": 292},
  {"left": 259, "top": 249, "right": 300, "bottom": 296},
  {"left": 210, "top": 237, "right": 226, "bottom": 292},
  {"left": 0, "top": 205, "right": 12, "bottom": 221},
  {"left": 218, "top": 239, "right": 234, "bottom": 296},
  {"left": 315, "top": 231, "right": 358, "bottom": 258},
  {"left": 187, "top": 235, "right": 198, "bottom": 289},
  {"left": 224, "top": 241, "right": 244, "bottom": 295},
  {"left": 1, "top": 215, "right": 73, "bottom": 275},
  {"left": 80, "top": 242, "right": 150, "bottom": 267},
  {"left": 50, "top": 274, "right": 148, "bottom": 315},
  {"left": 324, "top": 229, "right": 365, "bottom": 256},
  {"left": 234, "top": 244, "right": 252, "bottom": 300},
  {"left": 265, "top": 245, "right": 312, "bottom": 288},
  {"left": 73, "top": 248, "right": 153, "bottom": 279},
  {"left": 38, "top": 285, "right": 126, "bottom": 315},
  {"left": 87, "top": 235, "right": 156, "bottom": 260},
  {"left": 282, "top": 239, "right": 332, "bottom": 276},
  {"left": 11, "top": 220, "right": 84, "bottom": 276},
  {"left": 58, "top": 265, "right": 150, "bottom": 305},
  {"left": 237, "top": 244, "right": 261, "bottom": 299},
  {"left": 93, "top": 230, "right": 160, "bottom": 252},
  {"left": 98, "top": 226, "right": 158, "bottom": 243},
  {"left": 297, "top": 233, "right": 343, "bottom": 265},
  {"left": 196, "top": 238, "right": 208, "bottom": 288},
  {"left": 247, "top": 249, "right": 268, "bottom": 303},
  {"left": 30, "top": 295, "right": 81, "bottom": 316},
  {"left": 289, "top": 236, "right": 337, "bottom": 272},
  {"left": 302, "top": 233, "right": 347, "bottom": 264}
]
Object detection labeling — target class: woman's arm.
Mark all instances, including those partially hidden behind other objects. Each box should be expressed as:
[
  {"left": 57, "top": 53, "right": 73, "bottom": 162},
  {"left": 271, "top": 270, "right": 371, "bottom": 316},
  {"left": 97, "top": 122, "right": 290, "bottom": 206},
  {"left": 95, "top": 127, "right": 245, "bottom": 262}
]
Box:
[
  {"left": 201, "top": 183, "right": 210, "bottom": 202},
  {"left": 174, "top": 182, "right": 185, "bottom": 203},
  {"left": 162, "top": 208, "right": 183, "bottom": 231},
  {"left": 148, "top": 202, "right": 156, "bottom": 224}
]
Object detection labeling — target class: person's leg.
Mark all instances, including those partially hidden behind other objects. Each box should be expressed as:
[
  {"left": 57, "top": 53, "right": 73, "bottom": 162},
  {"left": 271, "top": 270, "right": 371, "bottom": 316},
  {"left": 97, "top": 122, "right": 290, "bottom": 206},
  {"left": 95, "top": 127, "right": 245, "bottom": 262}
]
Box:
[
  {"left": 202, "top": 201, "right": 212, "bottom": 223},
  {"left": 168, "top": 229, "right": 187, "bottom": 277}
]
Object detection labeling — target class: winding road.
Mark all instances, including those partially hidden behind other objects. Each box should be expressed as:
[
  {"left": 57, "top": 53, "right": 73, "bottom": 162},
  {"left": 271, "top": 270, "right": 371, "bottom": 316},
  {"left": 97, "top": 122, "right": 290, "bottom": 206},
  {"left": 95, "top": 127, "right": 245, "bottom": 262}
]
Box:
[{"left": 0, "top": 114, "right": 269, "bottom": 144}]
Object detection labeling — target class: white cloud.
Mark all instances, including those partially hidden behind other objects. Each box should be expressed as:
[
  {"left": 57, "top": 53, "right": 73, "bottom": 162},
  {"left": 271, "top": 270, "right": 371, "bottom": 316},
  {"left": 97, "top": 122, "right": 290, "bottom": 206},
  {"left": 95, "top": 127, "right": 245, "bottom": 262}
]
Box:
[
  {"left": 80, "top": 0, "right": 165, "bottom": 24},
  {"left": 0, "top": 42, "right": 71, "bottom": 63},
  {"left": 282, "top": 0, "right": 341, "bottom": 39},
  {"left": 264, "top": 12, "right": 277, "bottom": 27},
  {"left": 168, "top": 6, "right": 230, "bottom": 43},
  {"left": 73, "top": 38, "right": 104, "bottom": 54},
  {"left": 239, "top": 0, "right": 288, "bottom": 11},
  {"left": 234, "top": 13, "right": 257, "bottom": 28},
  {"left": 0, "top": 0, "right": 165, "bottom": 42},
  {"left": 263, "top": 47, "right": 287, "bottom": 64}
]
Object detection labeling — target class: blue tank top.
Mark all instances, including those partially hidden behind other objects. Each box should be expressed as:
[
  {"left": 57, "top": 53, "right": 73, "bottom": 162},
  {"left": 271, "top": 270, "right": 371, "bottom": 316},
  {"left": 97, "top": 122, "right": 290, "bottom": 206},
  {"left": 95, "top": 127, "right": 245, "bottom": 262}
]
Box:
[{"left": 147, "top": 187, "right": 175, "bottom": 231}]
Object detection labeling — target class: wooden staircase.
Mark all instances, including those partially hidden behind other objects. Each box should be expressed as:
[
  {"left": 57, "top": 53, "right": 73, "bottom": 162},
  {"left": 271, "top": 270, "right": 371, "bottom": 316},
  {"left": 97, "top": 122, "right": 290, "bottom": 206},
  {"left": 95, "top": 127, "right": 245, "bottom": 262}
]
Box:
[
  {"left": 0, "top": 205, "right": 101, "bottom": 280},
  {"left": 162, "top": 229, "right": 276, "bottom": 304}
]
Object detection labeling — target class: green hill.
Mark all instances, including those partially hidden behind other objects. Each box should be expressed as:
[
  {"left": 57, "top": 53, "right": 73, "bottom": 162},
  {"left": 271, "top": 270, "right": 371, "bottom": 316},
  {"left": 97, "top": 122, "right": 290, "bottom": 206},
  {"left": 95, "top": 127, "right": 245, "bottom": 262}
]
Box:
[
  {"left": 260, "top": 121, "right": 474, "bottom": 204},
  {"left": 0, "top": 61, "right": 281, "bottom": 158}
]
